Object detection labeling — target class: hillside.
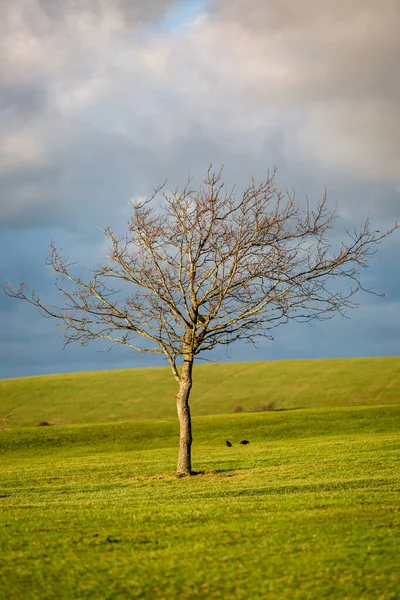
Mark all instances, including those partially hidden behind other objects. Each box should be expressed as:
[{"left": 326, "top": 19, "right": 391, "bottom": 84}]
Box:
[
  {"left": 1, "top": 405, "right": 399, "bottom": 598},
  {"left": 1, "top": 356, "right": 399, "bottom": 427}
]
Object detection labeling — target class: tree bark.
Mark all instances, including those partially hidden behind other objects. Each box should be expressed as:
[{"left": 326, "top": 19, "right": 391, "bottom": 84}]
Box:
[{"left": 176, "top": 357, "right": 193, "bottom": 476}]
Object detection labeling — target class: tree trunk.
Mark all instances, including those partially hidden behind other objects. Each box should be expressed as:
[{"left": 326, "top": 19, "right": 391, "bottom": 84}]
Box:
[{"left": 176, "top": 357, "right": 193, "bottom": 476}]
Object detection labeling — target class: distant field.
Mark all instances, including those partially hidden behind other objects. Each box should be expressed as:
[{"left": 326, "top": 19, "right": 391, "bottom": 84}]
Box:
[
  {"left": 1, "top": 356, "right": 399, "bottom": 427},
  {"left": 1, "top": 406, "right": 399, "bottom": 599}
]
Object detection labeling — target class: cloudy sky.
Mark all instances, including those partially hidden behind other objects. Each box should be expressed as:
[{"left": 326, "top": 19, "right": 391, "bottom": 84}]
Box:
[{"left": 1, "top": 0, "right": 399, "bottom": 379}]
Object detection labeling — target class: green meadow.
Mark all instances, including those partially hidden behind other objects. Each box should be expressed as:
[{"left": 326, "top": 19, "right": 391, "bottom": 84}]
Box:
[
  {"left": 1, "top": 357, "right": 400, "bottom": 598},
  {"left": 1, "top": 356, "right": 399, "bottom": 426}
]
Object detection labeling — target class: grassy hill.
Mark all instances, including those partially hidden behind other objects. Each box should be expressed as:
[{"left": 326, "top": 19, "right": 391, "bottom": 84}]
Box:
[
  {"left": 1, "top": 406, "right": 399, "bottom": 599},
  {"left": 1, "top": 356, "right": 399, "bottom": 427},
  {"left": 1, "top": 359, "right": 399, "bottom": 598}
]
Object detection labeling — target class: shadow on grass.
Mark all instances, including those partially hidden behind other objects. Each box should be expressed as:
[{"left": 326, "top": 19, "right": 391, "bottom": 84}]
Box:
[
  {"left": 188, "top": 469, "right": 236, "bottom": 477},
  {"left": 274, "top": 407, "right": 304, "bottom": 412},
  {"left": 193, "top": 477, "right": 395, "bottom": 495}
]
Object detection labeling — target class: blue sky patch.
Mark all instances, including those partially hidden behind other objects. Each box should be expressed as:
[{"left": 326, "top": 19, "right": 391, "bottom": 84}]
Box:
[{"left": 161, "top": 0, "right": 213, "bottom": 32}]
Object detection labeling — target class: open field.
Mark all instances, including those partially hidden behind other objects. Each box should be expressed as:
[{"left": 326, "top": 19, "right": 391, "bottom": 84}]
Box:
[
  {"left": 1, "top": 405, "right": 399, "bottom": 599},
  {"left": 1, "top": 356, "right": 400, "bottom": 427}
]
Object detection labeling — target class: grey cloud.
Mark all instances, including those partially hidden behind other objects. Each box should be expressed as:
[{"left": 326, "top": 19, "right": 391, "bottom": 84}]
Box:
[
  {"left": 358, "top": 242, "right": 400, "bottom": 303},
  {"left": 2, "top": 0, "right": 398, "bottom": 230},
  {"left": 286, "top": 169, "right": 400, "bottom": 226},
  {"left": 36, "top": 0, "right": 178, "bottom": 28},
  {"left": 215, "top": 0, "right": 400, "bottom": 47},
  {"left": 1, "top": 0, "right": 399, "bottom": 377},
  {"left": 0, "top": 0, "right": 177, "bottom": 89},
  {"left": 0, "top": 129, "right": 155, "bottom": 230},
  {"left": 203, "top": 1, "right": 400, "bottom": 180},
  {"left": 3, "top": 0, "right": 178, "bottom": 34},
  {"left": 0, "top": 83, "right": 48, "bottom": 116}
]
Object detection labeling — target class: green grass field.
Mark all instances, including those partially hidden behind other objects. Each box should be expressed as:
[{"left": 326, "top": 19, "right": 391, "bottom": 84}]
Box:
[
  {"left": 1, "top": 404, "right": 399, "bottom": 599},
  {"left": 1, "top": 358, "right": 399, "bottom": 598},
  {"left": 1, "top": 356, "right": 399, "bottom": 427}
]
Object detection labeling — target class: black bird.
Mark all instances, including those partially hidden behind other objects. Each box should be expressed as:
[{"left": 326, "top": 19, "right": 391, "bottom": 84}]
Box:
[
  {"left": 240, "top": 440, "right": 249, "bottom": 445},
  {"left": 225, "top": 440, "right": 233, "bottom": 447}
]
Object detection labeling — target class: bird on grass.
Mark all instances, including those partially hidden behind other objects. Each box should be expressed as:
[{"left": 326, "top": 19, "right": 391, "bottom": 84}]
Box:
[
  {"left": 225, "top": 440, "right": 232, "bottom": 447},
  {"left": 240, "top": 440, "right": 249, "bottom": 445}
]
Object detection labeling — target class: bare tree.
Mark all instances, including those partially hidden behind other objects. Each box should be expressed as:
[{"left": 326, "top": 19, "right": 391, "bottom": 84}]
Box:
[{"left": 4, "top": 168, "right": 398, "bottom": 475}]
